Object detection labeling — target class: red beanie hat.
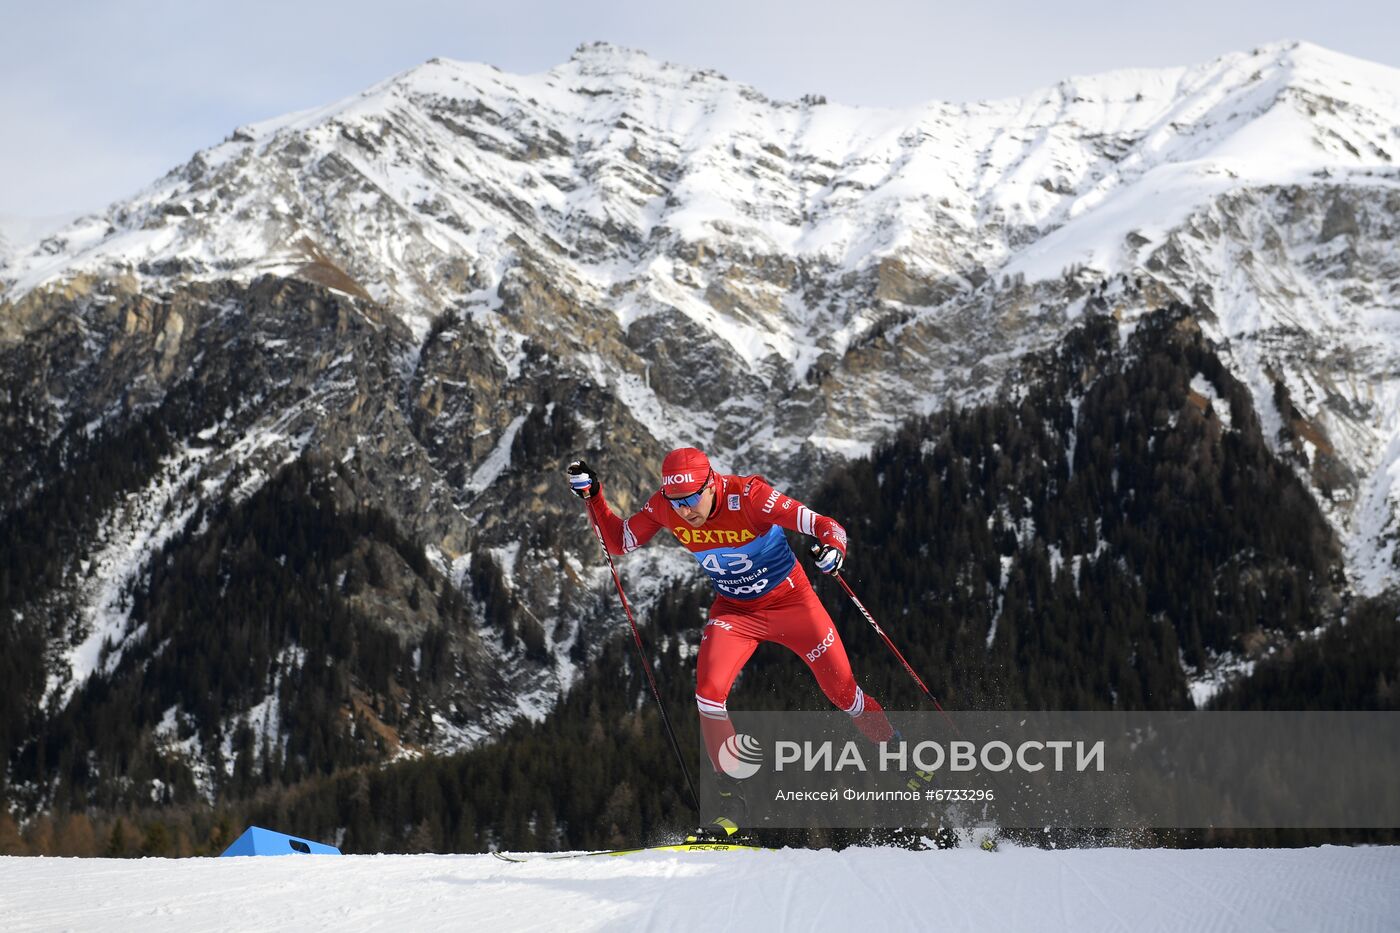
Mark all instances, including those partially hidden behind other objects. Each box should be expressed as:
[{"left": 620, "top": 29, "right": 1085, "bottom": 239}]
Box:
[{"left": 661, "top": 447, "right": 712, "bottom": 498}]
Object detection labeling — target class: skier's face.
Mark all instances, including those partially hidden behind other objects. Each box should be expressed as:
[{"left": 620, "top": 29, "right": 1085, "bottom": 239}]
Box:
[{"left": 673, "top": 484, "right": 714, "bottom": 527}]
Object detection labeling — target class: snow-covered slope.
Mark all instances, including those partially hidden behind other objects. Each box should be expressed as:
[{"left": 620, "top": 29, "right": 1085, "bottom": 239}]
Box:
[
  {"left": 2, "top": 845, "right": 1398, "bottom": 932},
  {"left": 4, "top": 40, "right": 1397, "bottom": 591},
  {"left": 7, "top": 41, "right": 1397, "bottom": 310},
  {"left": 0, "top": 213, "right": 78, "bottom": 277}
]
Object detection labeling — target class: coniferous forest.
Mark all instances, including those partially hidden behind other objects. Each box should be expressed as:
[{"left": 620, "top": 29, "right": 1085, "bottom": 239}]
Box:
[{"left": 2, "top": 305, "right": 1396, "bottom": 856}]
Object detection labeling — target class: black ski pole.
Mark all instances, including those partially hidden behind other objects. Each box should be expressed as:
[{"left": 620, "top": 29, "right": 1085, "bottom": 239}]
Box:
[
  {"left": 816, "top": 550, "right": 1011, "bottom": 849},
  {"left": 813, "top": 546, "right": 962, "bottom": 737},
  {"left": 584, "top": 500, "right": 704, "bottom": 817}
]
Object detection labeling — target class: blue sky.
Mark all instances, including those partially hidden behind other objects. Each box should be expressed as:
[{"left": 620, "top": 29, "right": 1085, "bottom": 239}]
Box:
[{"left": 2, "top": 0, "right": 1396, "bottom": 218}]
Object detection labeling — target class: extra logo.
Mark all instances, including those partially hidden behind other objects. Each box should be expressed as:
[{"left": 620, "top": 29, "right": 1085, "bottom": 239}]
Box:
[
  {"left": 805, "top": 627, "right": 836, "bottom": 663},
  {"left": 673, "top": 527, "right": 757, "bottom": 546},
  {"left": 663, "top": 472, "right": 696, "bottom": 486},
  {"left": 717, "top": 733, "right": 763, "bottom": 780}
]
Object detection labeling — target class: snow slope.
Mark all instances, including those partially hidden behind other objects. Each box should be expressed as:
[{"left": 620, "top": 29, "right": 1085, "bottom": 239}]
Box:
[
  {"left": 2, "top": 845, "right": 1397, "bottom": 932},
  {"left": 8, "top": 41, "right": 1398, "bottom": 329},
  {"left": 0, "top": 213, "right": 80, "bottom": 269}
]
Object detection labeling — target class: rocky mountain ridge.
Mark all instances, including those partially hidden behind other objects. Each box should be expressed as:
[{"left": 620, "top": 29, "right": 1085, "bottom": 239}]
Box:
[{"left": 4, "top": 40, "right": 1396, "bottom": 555}]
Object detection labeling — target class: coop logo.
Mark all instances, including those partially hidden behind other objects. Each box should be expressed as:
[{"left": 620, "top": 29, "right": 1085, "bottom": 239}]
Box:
[
  {"left": 717, "top": 733, "right": 764, "bottom": 780},
  {"left": 805, "top": 627, "right": 836, "bottom": 663},
  {"left": 663, "top": 472, "right": 696, "bottom": 486}
]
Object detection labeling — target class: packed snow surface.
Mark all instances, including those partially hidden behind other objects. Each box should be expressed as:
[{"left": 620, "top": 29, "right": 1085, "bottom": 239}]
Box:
[{"left": 2, "top": 845, "right": 1398, "bottom": 932}]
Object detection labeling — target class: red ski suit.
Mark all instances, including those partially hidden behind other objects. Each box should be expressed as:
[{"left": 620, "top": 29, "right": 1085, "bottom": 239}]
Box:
[{"left": 588, "top": 472, "right": 893, "bottom": 772}]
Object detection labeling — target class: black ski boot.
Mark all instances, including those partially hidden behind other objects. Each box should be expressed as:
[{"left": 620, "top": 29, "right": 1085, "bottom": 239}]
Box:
[
  {"left": 685, "top": 817, "right": 743, "bottom": 843},
  {"left": 690, "top": 772, "right": 753, "bottom": 842},
  {"left": 715, "top": 772, "right": 750, "bottom": 820}
]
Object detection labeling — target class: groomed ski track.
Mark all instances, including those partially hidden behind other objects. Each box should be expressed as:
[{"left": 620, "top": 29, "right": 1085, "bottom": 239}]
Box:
[{"left": 3, "top": 845, "right": 1398, "bottom": 931}]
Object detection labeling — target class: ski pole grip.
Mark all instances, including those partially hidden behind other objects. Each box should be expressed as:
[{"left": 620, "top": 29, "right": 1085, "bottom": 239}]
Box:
[{"left": 810, "top": 543, "right": 842, "bottom": 576}]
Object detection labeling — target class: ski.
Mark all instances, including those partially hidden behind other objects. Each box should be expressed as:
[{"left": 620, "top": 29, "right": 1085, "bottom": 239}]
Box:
[{"left": 492, "top": 841, "right": 767, "bottom": 863}]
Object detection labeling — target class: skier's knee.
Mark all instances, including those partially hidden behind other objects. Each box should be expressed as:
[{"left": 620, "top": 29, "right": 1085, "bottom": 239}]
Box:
[{"left": 696, "top": 693, "right": 729, "bottom": 721}]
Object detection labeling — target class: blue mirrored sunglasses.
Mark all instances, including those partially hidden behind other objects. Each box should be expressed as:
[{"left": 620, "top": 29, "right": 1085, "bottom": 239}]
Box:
[{"left": 666, "top": 470, "right": 712, "bottom": 510}]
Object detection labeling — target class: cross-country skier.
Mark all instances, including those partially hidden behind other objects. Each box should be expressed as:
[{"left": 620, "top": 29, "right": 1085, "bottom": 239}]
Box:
[{"left": 566, "top": 448, "right": 895, "bottom": 783}]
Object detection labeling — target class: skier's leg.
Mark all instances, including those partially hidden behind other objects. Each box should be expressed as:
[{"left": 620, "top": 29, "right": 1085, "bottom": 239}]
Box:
[
  {"left": 772, "top": 578, "right": 895, "bottom": 743},
  {"left": 694, "top": 613, "right": 760, "bottom": 772}
]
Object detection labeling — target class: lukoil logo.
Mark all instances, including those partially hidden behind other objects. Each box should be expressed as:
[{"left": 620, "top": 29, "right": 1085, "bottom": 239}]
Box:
[
  {"left": 717, "top": 733, "right": 764, "bottom": 779},
  {"left": 663, "top": 472, "right": 696, "bottom": 486},
  {"left": 805, "top": 627, "right": 836, "bottom": 662},
  {"left": 762, "top": 488, "right": 781, "bottom": 513}
]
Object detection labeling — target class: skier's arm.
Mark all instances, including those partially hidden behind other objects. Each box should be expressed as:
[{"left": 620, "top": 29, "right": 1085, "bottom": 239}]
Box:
[
  {"left": 742, "top": 477, "right": 848, "bottom": 571},
  {"left": 589, "top": 490, "right": 666, "bottom": 555},
  {"left": 566, "top": 459, "right": 664, "bottom": 555}
]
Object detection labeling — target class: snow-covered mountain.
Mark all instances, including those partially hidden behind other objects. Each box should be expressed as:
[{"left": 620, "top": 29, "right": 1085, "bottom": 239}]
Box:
[
  {"left": 2, "top": 40, "right": 1399, "bottom": 796},
  {"left": 5, "top": 39, "right": 1397, "bottom": 574},
  {"left": 0, "top": 214, "right": 76, "bottom": 278}
]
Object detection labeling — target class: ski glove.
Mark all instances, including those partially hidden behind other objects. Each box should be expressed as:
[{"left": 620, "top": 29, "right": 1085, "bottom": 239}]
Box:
[
  {"left": 813, "top": 543, "right": 845, "bottom": 575},
  {"left": 566, "top": 459, "right": 599, "bottom": 499}
]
